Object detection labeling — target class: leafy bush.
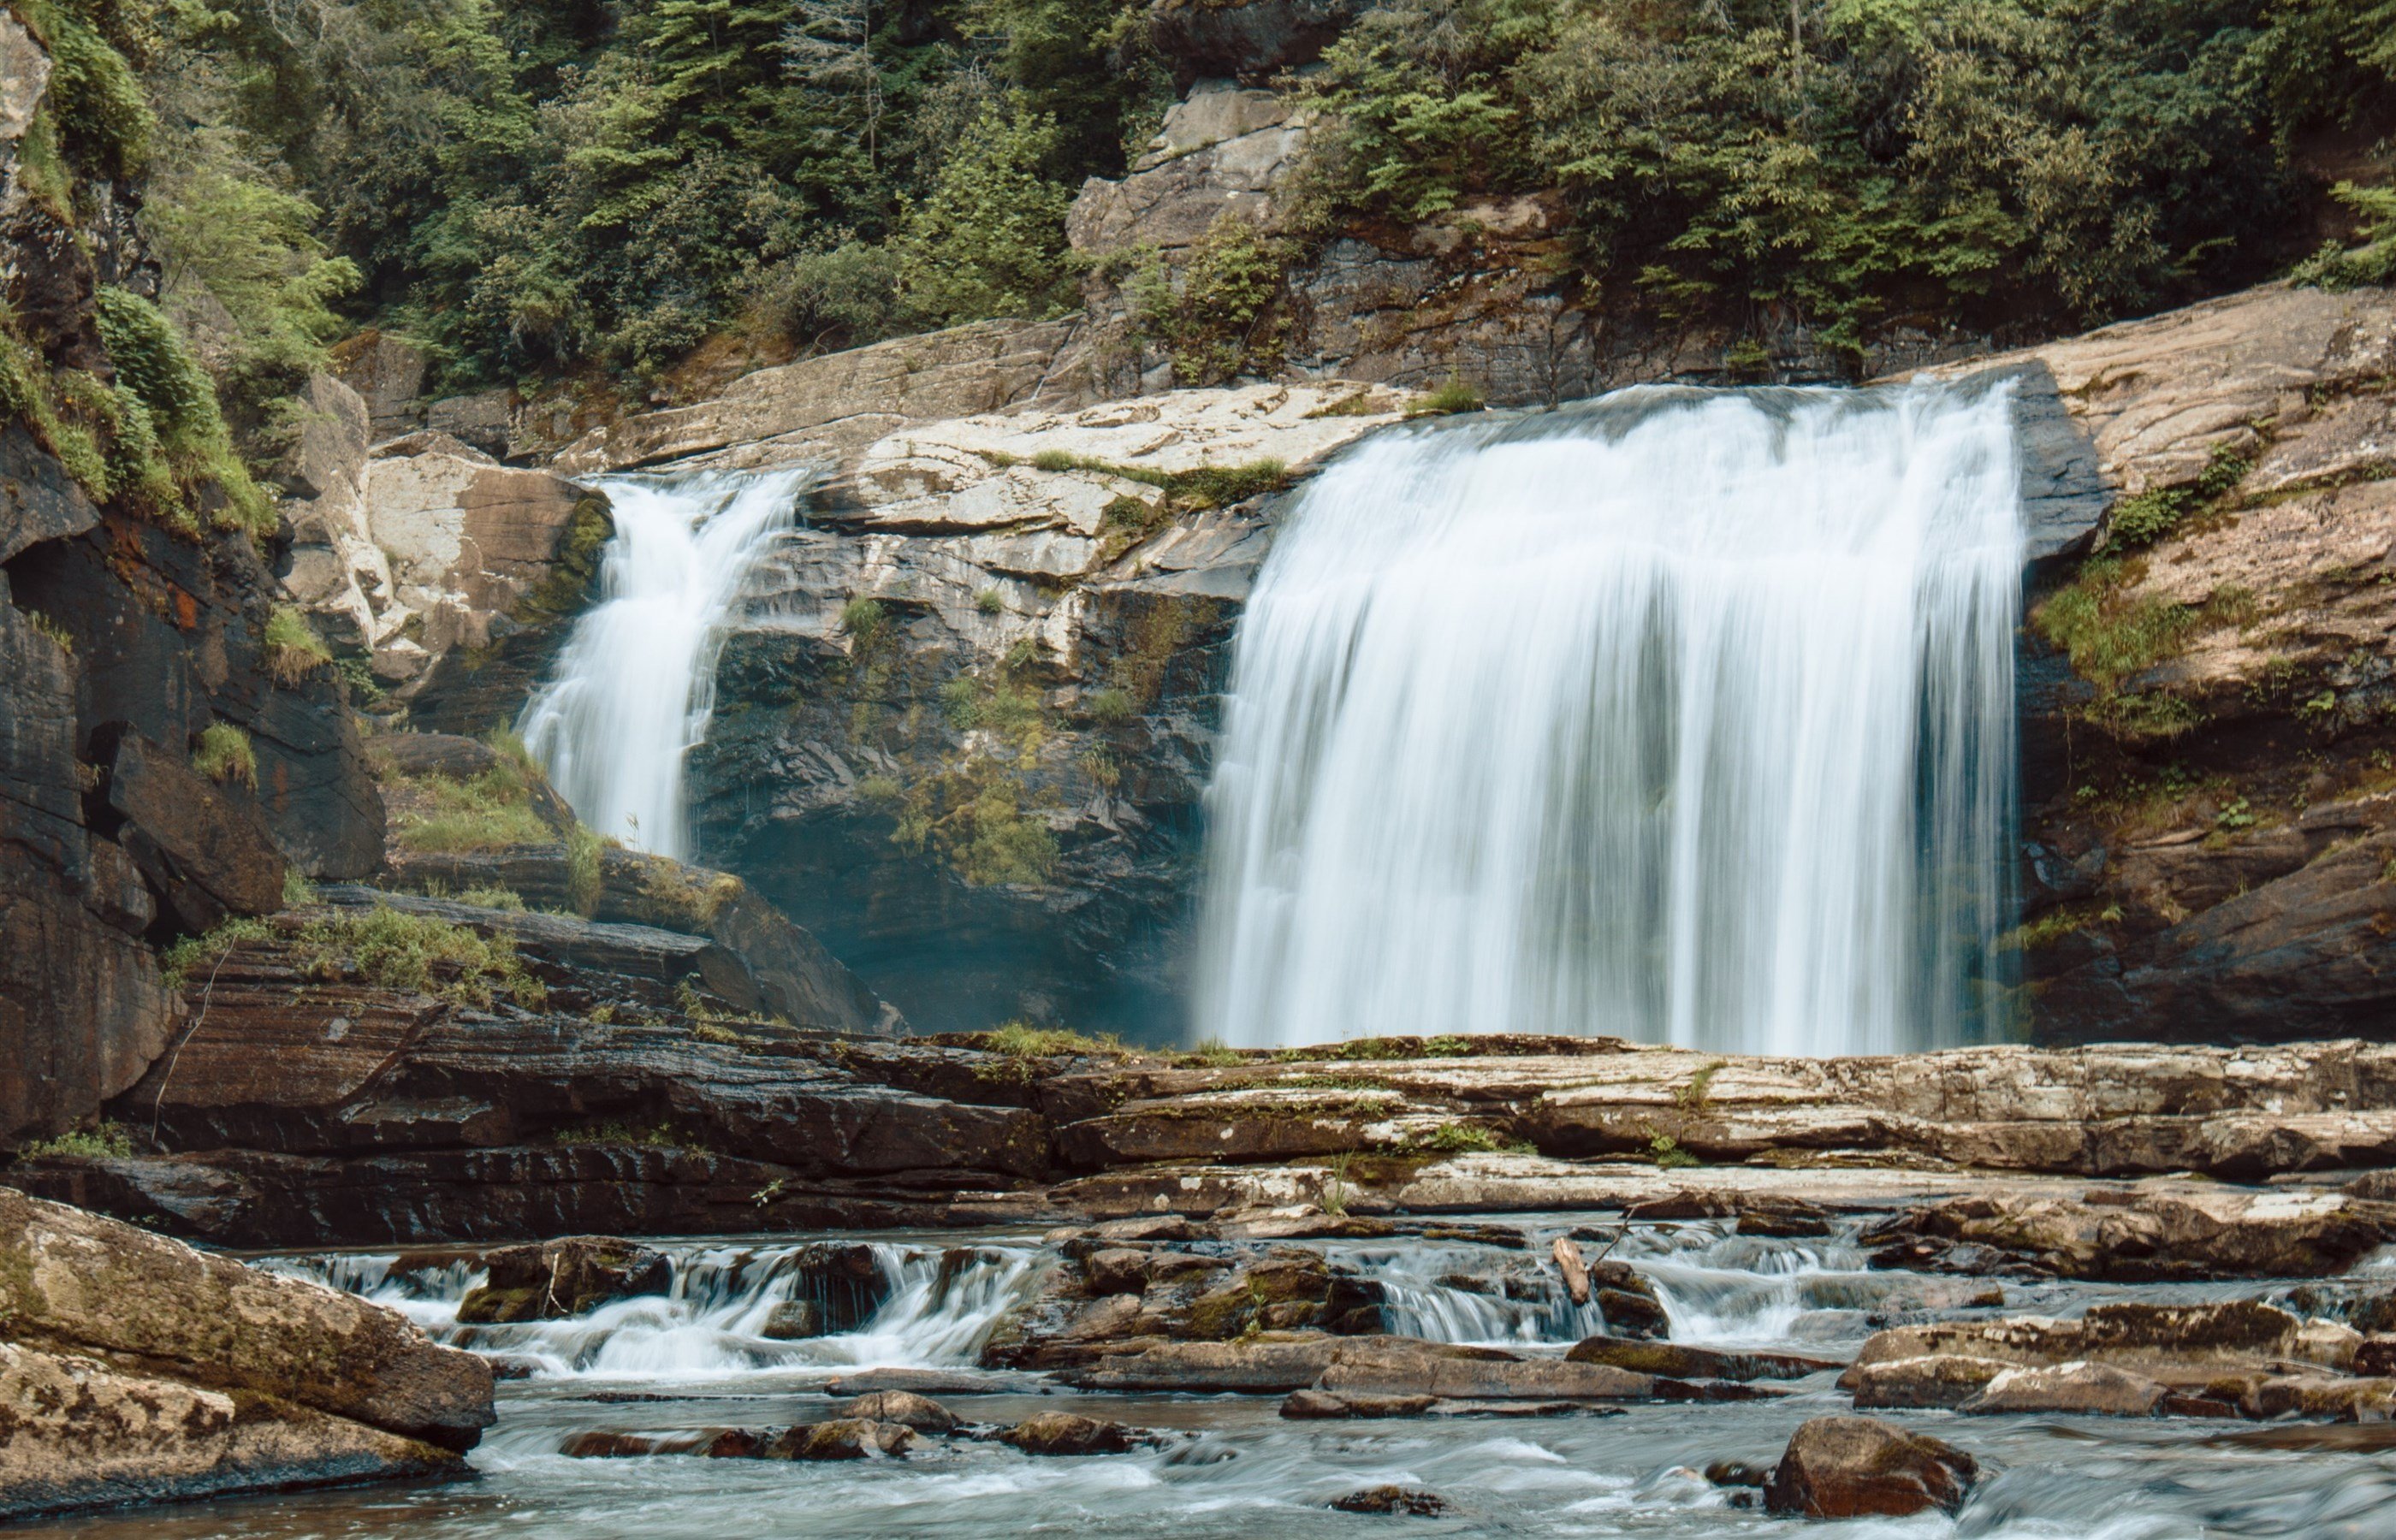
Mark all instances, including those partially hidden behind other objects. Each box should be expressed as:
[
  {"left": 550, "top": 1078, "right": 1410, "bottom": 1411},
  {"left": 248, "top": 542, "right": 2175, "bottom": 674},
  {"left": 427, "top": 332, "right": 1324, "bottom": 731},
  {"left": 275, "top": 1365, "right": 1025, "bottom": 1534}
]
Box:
[
  {"left": 16, "top": 1122, "right": 135, "bottom": 1160},
  {"left": 894, "top": 100, "right": 1077, "bottom": 326},
  {"left": 2292, "top": 182, "right": 2396, "bottom": 290},
  {"left": 192, "top": 722, "right": 257, "bottom": 788},
  {"left": 90, "top": 288, "right": 270, "bottom": 535},
  {"left": 1130, "top": 214, "right": 1291, "bottom": 386}
]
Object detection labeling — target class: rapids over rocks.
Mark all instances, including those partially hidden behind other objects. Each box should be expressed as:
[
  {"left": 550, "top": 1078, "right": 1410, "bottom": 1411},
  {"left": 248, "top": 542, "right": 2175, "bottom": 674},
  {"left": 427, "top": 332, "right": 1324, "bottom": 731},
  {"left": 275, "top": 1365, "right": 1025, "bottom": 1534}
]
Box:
[{"left": 21, "top": 1219, "right": 2396, "bottom": 1539}]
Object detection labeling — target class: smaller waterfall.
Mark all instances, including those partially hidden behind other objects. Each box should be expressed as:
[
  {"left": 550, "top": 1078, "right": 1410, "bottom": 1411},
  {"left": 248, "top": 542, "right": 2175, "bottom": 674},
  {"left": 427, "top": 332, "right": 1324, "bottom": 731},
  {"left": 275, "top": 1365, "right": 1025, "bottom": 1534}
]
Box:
[{"left": 519, "top": 468, "right": 807, "bottom": 860}]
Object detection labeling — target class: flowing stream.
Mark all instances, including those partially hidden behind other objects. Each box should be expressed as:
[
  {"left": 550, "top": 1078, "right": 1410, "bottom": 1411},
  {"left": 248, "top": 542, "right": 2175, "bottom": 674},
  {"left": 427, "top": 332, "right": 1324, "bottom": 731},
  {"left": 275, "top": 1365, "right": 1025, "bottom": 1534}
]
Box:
[
  {"left": 518, "top": 469, "right": 807, "bottom": 860},
  {"left": 1196, "top": 383, "right": 2024, "bottom": 1054},
  {"left": 32, "top": 1223, "right": 2396, "bottom": 1540}
]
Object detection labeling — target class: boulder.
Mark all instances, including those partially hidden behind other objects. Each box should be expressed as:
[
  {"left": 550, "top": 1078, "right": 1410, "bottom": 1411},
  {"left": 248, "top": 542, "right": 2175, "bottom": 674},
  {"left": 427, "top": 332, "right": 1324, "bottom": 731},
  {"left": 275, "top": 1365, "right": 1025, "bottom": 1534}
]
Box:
[
  {"left": 830, "top": 1391, "right": 958, "bottom": 1432},
  {"left": 1865, "top": 1188, "right": 2396, "bottom": 1281},
  {"left": 1960, "top": 1360, "right": 2169, "bottom": 1417},
  {"left": 996, "top": 1411, "right": 1146, "bottom": 1456},
  {"left": 1565, "top": 1336, "right": 1840, "bottom": 1382},
  {"left": 1847, "top": 1354, "right": 2014, "bottom": 1409},
  {"left": 0, "top": 1343, "right": 461, "bottom": 1522},
  {"left": 762, "top": 1419, "right": 916, "bottom": 1460},
  {"left": 1329, "top": 1485, "right": 1448, "bottom": 1516},
  {"left": 1763, "top": 1416, "right": 1978, "bottom": 1519},
  {"left": 454, "top": 1236, "right": 672, "bottom": 1324},
  {"left": 0, "top": 1189, "right": 493, "bottom": 1455}
]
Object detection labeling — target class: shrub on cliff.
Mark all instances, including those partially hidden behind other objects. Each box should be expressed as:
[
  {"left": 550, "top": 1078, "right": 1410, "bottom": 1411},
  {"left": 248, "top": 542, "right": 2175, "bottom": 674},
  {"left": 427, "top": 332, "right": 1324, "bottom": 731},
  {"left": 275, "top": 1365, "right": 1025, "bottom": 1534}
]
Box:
[{"left": 893, "top": 100, "right": 1078, "bottom": 325}]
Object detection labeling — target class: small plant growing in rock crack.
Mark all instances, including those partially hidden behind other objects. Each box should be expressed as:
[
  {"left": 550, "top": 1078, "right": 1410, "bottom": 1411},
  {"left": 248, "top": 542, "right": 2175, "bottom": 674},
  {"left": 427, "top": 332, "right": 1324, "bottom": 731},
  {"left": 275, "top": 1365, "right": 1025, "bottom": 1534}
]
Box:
[
  {"left": 160, "top": 915, "right": 276, "bottom": 990},
  {"left": 976, "top": 588, "right": 1004, "bottom": 614},
  {"left": 1179, "top": 1037, "right": 1242, "bottom": 1068},
  {"left": 751, "top": 1177, "right": 788, "bottom": 1207},
  {"left": 1671, "top": 1062, "right": 1724, "bottom": 1112},
  {"left": 22, "top": 608, "right": 74, "bottom": 654},
  {"left": 282, "top": 869, "right": 318, "bottom": 909},
  {"left": 1420, "top": 1034, "right": 1474, "bottom": 1057},
  {"left": 2215, "top": 797, "right": 2257, "bottom": 832},
  {"left": 1648, "top": 1131, "right": 1700, "bottom": 1170},
  {"left": 192, "top": 723, "right": 257, "bottom": 788},
  {"left": 1409, "top": 1122, "right": 1522, "bottom": 1155},
  {"left": 16, "top": 1122, "right": 135, "bottom": 1160},
  {"left": 1321, "top": 1151, "right": 1354, "bottom": 1216}
]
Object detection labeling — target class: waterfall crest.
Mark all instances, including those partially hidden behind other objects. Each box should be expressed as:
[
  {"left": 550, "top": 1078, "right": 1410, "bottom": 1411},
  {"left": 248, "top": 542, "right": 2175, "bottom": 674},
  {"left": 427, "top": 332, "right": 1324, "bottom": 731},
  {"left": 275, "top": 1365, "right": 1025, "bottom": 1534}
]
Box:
[
  {"left": 519, "top": 468, "right": 806, "bottom": 860},
  {"left": 1195, "top": 383, "right": 2023, "bottom": 1056}
]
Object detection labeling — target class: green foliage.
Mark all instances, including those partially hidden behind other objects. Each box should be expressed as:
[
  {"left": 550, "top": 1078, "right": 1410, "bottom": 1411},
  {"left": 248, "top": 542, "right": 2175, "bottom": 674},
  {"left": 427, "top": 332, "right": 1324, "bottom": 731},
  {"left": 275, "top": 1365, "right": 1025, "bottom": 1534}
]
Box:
[
  {"left": 1649, "top": 1132, "right": 1700, "bottom": 1170},
  {"left": 295, "top": 903, "right": 545, "bottom": 1009},
  {"left": 1408, "top": 377, "right": 1486, "bottom": 417},
  {"left": 458, "top": 885, "right": 527, "bottom": 911},
  {"left": 2292, "top": 183, "right": 2396, "bottom": 290},
  {"left": 282, "top": 868, "right": 317, "bottom": 909},
  {"left": 746, "top": 239, "right": 915, "bottom": 352},
  {"left": 89, "top": 288, "right": 271, "bottom": 535},
  {"left": 16, "top": 1122, "right": 135, "bottom": 1160},
  {"left": 160, "top": 915, "right": 274, "bottom": 990},
  {"left": 385, "top": 754, "right": 553, "bottom": 853},
  {"left": 21, "top": 607, "right": 75, "bottom": 654},
  {"left": 262, "top": 605, "right": 332, "bottom": 686},
  {"left": 841, "top": 597, "right": 890, "bottom": 646},
  {"left": 1296, "top": 0, "right": 2375, "bottom": 358},
  {"left": 142, "top": 128, "right": 361, "bottom": 430},
  {"left": 893, "top": 99, "right": 1076, "bottom": 325},
  {"left": 1130, "top": 215, "right": 1290, "bottom": 385},
  {"left": 2033, "top": 559, "right": 2197, "bottom": 698},
  {"left": 21, "top": 0, "right": 156, "bottom": 183},
  {"left": 2101, "top": 446, "right": 2251, "bottom": 553},
  {"left": 1179, "top": 1038, "right": 1245, "bottom": 1067},
  {"left": 192, "top": 722, "right": 257, "bottom": 787}
]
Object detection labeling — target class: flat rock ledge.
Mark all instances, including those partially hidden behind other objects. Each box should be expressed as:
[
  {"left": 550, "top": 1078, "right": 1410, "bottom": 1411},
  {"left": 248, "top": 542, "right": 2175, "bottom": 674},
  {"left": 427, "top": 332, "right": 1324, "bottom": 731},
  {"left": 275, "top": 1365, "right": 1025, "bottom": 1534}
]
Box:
[
  {"left": 17, "top": 1030, "right": 2396, "bottom": 1253},
  {"left": 0, "top": 1188, "right": 492, "bottom": 1522}
]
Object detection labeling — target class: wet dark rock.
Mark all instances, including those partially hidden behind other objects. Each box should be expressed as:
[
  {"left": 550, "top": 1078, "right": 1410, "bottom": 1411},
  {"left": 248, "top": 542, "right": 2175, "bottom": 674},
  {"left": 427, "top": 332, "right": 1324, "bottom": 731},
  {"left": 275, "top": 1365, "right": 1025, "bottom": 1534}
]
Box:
[
  {"left": 1704, "top": 1460, "right": 1770, "bottom": 1488},
  {"left": 764, "top": 1419, "right": 916, "bottom": 1460},
  {"left": 982, "top": 1239, "right": 1384, "bottom": 1368},
  {"left": 1763, "top": 1416, "right": 1978, "bottom": 1519},
  {"left": 1566, "top": 1335, "right": 1841, "bottom": 1382},
  {"left": 95, "top": 725, "right": 288, "bottom": 933},
  {"left": 997, "top": 1412, "right": 1149, "bottom": 1456},
  {"left": 760, "top": 1301, "right": 827, "bottom": 1340},
  {"left": 2357, "top": 1335, "right": 2396, "bottom": 1377},
  {"left": 831, "top": 1391, "right": 958, "bottom": 1432},
  {"left": 1591, "top": 1265, "right": 1671, "bottom": 1341},
  {"left": 1329, "top": 1485, "right": 1449, "bottom": 1516},
  {"left": 454, "top": 1237, "right": 672, "bottom": 1323},
  {"left": 774, "top": 1243, "right": 893, "bottom": 1336},
  {"left": 561, "top": 1428, "right": 764, "bottom": 1459}
]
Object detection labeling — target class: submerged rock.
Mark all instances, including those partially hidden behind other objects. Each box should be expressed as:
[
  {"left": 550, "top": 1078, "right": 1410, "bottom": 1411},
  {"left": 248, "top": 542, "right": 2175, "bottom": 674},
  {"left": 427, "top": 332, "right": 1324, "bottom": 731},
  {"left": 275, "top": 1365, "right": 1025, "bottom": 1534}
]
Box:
[
  {"left": 1330, "top": 1485, "right": 1449, "bottom": 1516},
  {"left": 1763, "top": 1415, "right": 1978, "bottom": 1519},
  {"left": 454, "top": 1236, "right": 671, "bottom": 1323}
]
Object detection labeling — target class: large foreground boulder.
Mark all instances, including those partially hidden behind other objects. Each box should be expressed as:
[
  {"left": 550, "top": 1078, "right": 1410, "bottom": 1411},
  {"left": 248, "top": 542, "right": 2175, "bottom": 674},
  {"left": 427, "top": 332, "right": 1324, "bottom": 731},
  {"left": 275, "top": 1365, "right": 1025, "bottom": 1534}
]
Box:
[
  {"left": 0, "top": 1189, "right": 491, "bottom": 1519},
  {"left": 1764, "top": 1416, "right": 1978, "bottom": 1519}
]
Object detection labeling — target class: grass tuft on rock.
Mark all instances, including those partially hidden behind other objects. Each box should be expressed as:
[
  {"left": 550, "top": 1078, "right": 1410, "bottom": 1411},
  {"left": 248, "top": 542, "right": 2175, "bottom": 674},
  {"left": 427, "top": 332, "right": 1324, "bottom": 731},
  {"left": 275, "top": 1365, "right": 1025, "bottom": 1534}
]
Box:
[
  {"left": 262, "top": 605, "right": 332, "bottom": 686},
  {"left": 191, "top": 722, "right": 257, "bottom": 788},
  {"left": 294, "top": 904, "right": 546, "bottom": 1009},
  {"left": 981, "top": 1021, "right": 1127, "bottom": 1058}
]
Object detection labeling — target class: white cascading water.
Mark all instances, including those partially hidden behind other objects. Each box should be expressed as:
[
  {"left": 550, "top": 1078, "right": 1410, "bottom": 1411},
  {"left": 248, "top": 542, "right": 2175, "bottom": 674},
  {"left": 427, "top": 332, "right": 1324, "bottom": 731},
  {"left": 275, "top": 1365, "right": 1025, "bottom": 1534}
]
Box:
[
  {"left": 1196, "top": 383, "right": 2023, "bottom": 1055},
  {"left": 518, "top": 469, "right": 807, "bottom": 859}
]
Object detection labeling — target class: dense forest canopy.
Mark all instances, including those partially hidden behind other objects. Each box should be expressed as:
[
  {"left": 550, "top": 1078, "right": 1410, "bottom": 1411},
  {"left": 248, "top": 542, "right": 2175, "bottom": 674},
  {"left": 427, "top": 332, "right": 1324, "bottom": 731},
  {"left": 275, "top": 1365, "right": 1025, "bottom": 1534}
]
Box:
[{"left": 7, "top": 0, "right": 2392, "bottom": 483}]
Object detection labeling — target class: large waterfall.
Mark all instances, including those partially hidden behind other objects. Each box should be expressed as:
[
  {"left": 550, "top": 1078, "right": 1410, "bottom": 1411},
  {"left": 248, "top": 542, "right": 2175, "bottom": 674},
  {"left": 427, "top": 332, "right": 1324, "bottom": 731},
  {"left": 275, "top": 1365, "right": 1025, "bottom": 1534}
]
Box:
[
  {"left": 1195, "top": 384, "right": 2023, "bottom": 1057},
  {"left": 519, "top": 469, "right": 805, "bottom": 860}
]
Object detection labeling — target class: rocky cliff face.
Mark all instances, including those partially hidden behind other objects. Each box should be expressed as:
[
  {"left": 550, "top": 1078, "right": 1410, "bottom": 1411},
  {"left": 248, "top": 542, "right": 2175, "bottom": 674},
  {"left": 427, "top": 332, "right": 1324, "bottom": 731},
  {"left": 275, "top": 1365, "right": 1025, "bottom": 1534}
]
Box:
[
  {"left": 1914, "top": 284, "right": 2396, "bottom": 1045},
  {"left": 0, "top": 19, "right": 382, "bottom": 1143}
]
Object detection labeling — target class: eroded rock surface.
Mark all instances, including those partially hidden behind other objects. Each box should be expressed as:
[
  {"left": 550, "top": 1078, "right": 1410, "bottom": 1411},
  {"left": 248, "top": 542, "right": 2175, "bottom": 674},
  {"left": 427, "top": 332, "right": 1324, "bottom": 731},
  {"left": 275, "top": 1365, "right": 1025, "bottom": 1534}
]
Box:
[{"left": 1763, "top": 1416, "right": 1978, "bottom": 1519}]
